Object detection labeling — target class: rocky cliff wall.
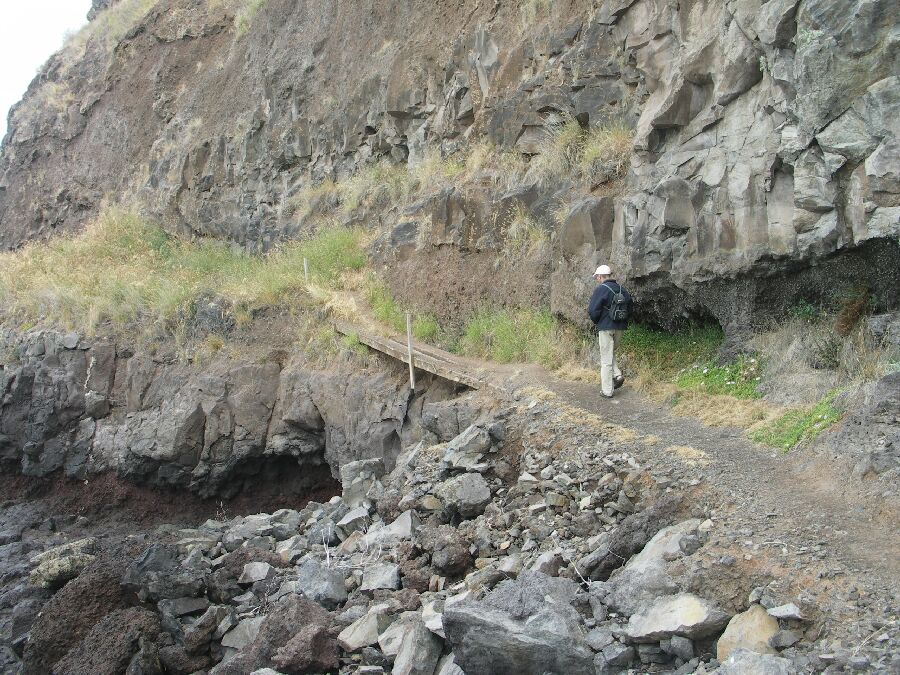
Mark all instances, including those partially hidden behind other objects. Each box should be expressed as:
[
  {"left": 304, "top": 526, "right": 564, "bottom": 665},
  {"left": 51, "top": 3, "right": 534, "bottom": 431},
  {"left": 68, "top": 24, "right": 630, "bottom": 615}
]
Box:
[
  {"left": 0, "top": 328, "right": 470, "bottom": 498},
  {"left": 0, "top": 0, "right": 898, "bottom": 328}
]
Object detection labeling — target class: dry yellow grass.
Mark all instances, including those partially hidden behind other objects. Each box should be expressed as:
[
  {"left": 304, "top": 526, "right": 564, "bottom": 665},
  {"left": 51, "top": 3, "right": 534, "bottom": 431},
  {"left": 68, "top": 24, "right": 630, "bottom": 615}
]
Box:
[
  {"left": 641, "top": 382, "right": 783, "bottom": 431},
  {"left": 666, "top": 445, "right": 710, "bottom": 467}
]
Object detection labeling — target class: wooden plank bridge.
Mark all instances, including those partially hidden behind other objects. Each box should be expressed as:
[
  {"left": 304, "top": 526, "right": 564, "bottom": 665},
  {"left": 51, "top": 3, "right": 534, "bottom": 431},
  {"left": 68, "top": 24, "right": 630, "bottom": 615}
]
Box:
[{"left": 334, "top": 320, "right": 490, "bottom": 391}]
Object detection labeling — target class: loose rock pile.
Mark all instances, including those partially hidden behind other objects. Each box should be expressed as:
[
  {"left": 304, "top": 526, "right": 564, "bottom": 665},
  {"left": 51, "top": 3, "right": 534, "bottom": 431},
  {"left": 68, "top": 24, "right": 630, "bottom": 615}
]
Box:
[{"left": 11, "top": 397, "right": 896, "bottom": 675}]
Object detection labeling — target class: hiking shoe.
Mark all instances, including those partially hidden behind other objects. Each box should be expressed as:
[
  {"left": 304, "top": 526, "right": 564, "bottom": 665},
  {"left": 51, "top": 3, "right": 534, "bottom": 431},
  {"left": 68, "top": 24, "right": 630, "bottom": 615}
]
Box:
[{"left": 613, "top": 376, "right": 625, "bottom": 390}]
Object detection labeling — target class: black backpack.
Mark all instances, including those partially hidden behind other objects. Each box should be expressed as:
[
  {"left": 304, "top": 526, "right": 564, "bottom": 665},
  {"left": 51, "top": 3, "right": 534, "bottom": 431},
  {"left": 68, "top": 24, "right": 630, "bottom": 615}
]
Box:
[{"left": 603, "top": 282, "right": 630, "bottom": 322}]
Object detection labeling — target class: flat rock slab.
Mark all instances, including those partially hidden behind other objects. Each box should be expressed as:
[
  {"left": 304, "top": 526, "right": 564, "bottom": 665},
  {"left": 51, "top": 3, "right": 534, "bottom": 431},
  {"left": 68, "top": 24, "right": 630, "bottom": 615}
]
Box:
[
  {"left": 625, "top": 593, "right": 730, "bottom": 642},
  {"left": 360, "top": 563, "right": 401, "bottom": 591},
  {"left": 221, "top": 616, "right": 265, "bottom": 649},
  {"left": 239, "top": 562, "right": 276, "bottom": 584}
]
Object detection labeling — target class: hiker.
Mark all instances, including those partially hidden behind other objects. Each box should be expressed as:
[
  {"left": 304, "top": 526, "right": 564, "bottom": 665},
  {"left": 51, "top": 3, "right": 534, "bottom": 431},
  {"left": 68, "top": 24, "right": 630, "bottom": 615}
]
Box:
[{"left": 588, "top": 265, "right": 633, "bottom": 398}]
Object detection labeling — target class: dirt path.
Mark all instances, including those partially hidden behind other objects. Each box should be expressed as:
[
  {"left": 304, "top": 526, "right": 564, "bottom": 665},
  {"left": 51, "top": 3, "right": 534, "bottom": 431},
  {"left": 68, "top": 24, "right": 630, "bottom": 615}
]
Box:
[
  {"left": 345, "top": 320, "right": 899, "bottom": 590},
  {"left": 531, "top": 373, "right": 900, "bottom": 588}
]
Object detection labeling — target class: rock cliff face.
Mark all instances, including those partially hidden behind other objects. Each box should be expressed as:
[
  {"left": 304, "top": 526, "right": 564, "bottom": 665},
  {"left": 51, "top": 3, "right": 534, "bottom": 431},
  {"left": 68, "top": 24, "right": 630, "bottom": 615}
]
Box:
[
  {"left": 0, "top": 0, "right": 898, "bottom": 327},
  {"left": 0, "top": 328, "right": 465, "bottom": 498}
]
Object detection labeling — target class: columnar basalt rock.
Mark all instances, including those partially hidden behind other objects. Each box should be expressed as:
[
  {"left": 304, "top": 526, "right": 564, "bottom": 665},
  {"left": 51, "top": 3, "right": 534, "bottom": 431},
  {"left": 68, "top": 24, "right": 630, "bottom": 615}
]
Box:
[
  {"left": 0, "top": 0, "right": 896, "bottom": 330},
  {"left": 0, "top": 328, "right": 464, "bottom": 497}
]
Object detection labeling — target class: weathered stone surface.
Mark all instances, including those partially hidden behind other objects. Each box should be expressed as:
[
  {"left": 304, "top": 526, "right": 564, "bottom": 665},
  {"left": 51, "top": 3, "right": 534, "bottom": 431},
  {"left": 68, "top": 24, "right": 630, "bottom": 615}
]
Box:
[
  {"left": 121, "top": 544, "right": 206, "bottom": 602},
  {"left": 767, "top": 603, "right": 803, "bottom": 620},
  {"left": 212, "top": 595, "right": 334, "bottom": 675},
  {"left": 337, "top": 607, "right": 393, "bottom": 652},
  {"left": 600, "top": 519, "right": 700, "bottom": 613},
  {"left": 444, "top": 571, "right": 592, "bottom": 674},
  {"left": 239, "top": 561, "right": 276, "bottom": 584},
  {"left": 392, "top": 620, "right": 443, "bottom": 675},
  {"left": 29, "top": 537, "right": 97, "bottom": 588},
  {"left": 294, "top": 559, "right": 348, "bottom": 609},
  {"left": 360, "top": 563, "right": 401, "bottom": 591},
  {"left": 442, "top": 425, "right": 493, "bottom": 472},
  {"left": 624, "top": 593, "right": 731, "bottom": 642},
  {"left": 221, "top": 616, "right": 266, "bottom": 649},
  {"left": 444, "top": 601, "right": 594, "bottom": 675},
  {"left": 717, "top": 604, "right": 779, "bottom": 661},
  {"left": 435, "top": 472, "right": 491, "bottom": 520},
  {"left": 718, "top": 648, "right": 797, "bottom": 674}
]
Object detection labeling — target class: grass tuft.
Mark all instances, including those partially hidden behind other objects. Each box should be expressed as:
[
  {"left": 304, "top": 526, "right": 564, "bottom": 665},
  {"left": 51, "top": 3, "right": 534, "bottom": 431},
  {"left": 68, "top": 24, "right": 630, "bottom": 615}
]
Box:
[
  {"left": 750, "top": 392, "right": 843, "bottom": 451},
  {"left": 457, "top": 308, "right": 563, "bottom": 366},
  {"left": 65, "top": 0, "right": 157, "bottom": 58},
  {"left": 530, "top": 114, "right": 634, "bottom": 187},
  {"left": 580, "top": 120, "right": 634, "bottom": 185}
]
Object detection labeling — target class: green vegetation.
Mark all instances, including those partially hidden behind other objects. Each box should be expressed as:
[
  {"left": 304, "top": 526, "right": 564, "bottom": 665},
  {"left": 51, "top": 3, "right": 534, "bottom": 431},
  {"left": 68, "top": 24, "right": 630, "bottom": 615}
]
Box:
[
  {"left": 619, "top": 323, "right": 724, "bottom": 376},
  {"left": 366, "top": 282, "right": 440, "bottom": 340},
  {"left": 457, "top": 308, "right": 566, "bottom": 366},
  {"left": 0, "top": 210, "right": 365, "bottom": 336},
  {"left": 674, "top": 358, "right": 762, "bottom": 399},
  {"left": 341, "top": 333, "right": 369, "bottom": 356},
  {"left": 580, "top": 120, "right": 635, "bottom": 185},
  {"left": 750, "top": 392, "right": 843, "bottom": 451}
]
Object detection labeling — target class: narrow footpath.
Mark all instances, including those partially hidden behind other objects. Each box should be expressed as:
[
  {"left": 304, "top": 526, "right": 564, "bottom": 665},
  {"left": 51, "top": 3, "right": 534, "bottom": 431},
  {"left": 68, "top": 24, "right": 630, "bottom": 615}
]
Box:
[{"left": 339, "top": 320, "right": 900, "bottom": 591}]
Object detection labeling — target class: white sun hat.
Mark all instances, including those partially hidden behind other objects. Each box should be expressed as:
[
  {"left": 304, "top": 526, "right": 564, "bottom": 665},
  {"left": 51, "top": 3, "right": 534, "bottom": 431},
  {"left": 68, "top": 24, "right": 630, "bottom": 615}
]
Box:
[{"left": 593, "top": 264, "right": 612, "bottom": 276}]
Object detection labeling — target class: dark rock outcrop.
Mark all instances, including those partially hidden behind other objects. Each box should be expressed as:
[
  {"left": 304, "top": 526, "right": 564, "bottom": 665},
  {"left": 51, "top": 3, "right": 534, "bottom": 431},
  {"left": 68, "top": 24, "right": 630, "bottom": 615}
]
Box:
[
  {"left": 0, "top": 328, "right": 463, "bottom": 497},
  {"left": 0, "top": 0, "right": 896, "bottom": 329}
]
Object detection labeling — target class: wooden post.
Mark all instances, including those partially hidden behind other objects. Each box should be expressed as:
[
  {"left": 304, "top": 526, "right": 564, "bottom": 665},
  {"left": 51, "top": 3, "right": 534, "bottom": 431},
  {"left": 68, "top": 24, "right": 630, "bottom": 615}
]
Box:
[
  {"left": 406, "top": 312, "right": 416, "bottom": 392},
  {"left": 303, "top": 258, "right": 309, "bottom": 284}
]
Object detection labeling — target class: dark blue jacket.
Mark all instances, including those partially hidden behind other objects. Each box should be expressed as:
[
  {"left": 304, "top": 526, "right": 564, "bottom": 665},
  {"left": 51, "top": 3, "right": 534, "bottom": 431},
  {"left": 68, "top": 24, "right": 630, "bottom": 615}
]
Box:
[{"left": 588, "top": 280, "right": 633, "bottom": 331}]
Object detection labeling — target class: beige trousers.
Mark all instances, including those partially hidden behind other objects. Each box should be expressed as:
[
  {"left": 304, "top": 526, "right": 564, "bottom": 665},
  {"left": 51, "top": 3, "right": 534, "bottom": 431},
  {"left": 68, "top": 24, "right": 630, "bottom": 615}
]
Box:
[{"left": 598, "top": 329, "right": 623, "bottom": 396}]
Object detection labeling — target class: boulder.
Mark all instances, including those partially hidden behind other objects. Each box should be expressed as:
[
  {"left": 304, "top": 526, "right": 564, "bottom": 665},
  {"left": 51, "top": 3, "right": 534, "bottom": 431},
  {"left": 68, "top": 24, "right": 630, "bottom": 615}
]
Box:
[
  {"left": 182, "top": 605, "right": 230, "bottom": 653},
  {"left": 444, "top": 601, "right": 594, "bottom": 675},
  {"left": 337, "top": 606, "right": 394, "bottom": 652},
  {"left": 221, "top": 616, "right": 266, "bottom": 649},
  {"left": 341, "top": 459, "right": 385, "bottom": 508},
  {"left": 392, "top": 620, "right": 443, "bottom": 675},
  {"left": 767, "top": 603, "right": 803, "bottom": 620},
  {"left": 718, "top": 648, "right": 797, "bottom": 674},
  {"left": 441, "top": 425, "right": 492, "bottom": 472},
  {"left": 30, "top": 552, "right": 95, "bottom": 588},
  {"left": 336, "top": 506, "right": 371, "bottom": 535},
  {"left": 275, "top": 535, "right": 308, "bottom": 564},
  {"left": 717, "top": 604, "right": 779, "bottom": 661},
  {"left": 360, "top": 563, "right": 401, "bottom": 591},
  {"left": 365, "top": 510, "right": 421, "bottom": 547},
  {"left": 600, "top": 519, "right": 700, "bottom": 614},
  {"left": 50, "top": 607, "right": 160, "bottom": 675},
  {"left": 295, "top": 559, "right": 348, "bottom": 609},
  {"left": 122, "top": 544, "right": 206, "bottom": 602},
  {"left": 434, "top": 654, "right": 465, "bottom": 675},
  {"left": 579, "top": 495, "right": 683, "bottom": 583},
  {"left": 435, "top": 473, "right": 491, "bottom": 520},
  {"left": 239, "top": 562, "right": 277, "bottom": 584},
  {"left": 211, "top": 595, "right": 334, "bottom": 675},
  {"left": 378, "top": 612, "right": 421, "bottom": 657},
  {"left": 624, "top": 593, "right": 731, "bottom": 642},
  {"left": 29, "top": 537, "right": 98, "bottom": 588},
  {"left": 271, "top": 624, "right": 339, "bottom": 673}
]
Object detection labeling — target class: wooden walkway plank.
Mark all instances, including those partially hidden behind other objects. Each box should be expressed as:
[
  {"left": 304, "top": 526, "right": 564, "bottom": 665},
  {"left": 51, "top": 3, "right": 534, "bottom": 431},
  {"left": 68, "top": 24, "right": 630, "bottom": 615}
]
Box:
[{"left": 334, "top": 321, "right": 488, "bottom": 390}]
